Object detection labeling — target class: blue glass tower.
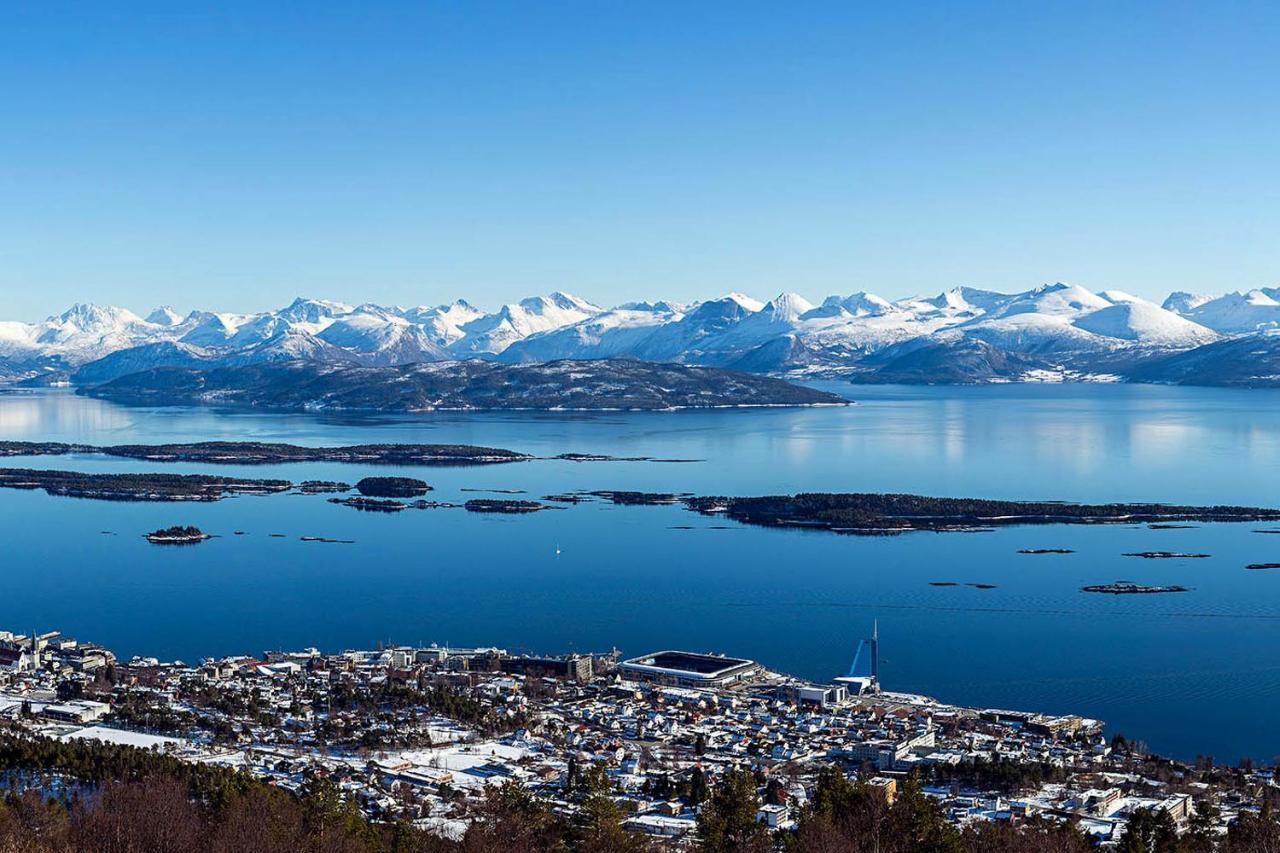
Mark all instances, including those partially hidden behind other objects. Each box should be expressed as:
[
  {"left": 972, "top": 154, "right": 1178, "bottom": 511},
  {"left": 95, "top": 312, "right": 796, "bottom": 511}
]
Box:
[{"left": 848, "top": 620, "right": 879, "bottom": 683}]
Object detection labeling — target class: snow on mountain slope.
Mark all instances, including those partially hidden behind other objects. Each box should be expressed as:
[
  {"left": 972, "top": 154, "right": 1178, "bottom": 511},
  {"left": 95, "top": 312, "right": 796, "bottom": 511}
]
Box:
[
  {"left": 38, "top": 303, "right": 148, "bottom": 339},
  {"left": 179, "top": 312, "right": 246, "bottom": 347},
  {"left": 73, "top": 341, "right": 220, "bottom": 384},
  {"left": 145, "top": 306, "right": 184, "bottom": 326},
  {"left": 827, "top": 291, "right": 894, "bottom": 317},
  {"left": 1162, "top": 292, "right": 1214, "bottom": 314},
  {"left": 1072, "top": 293, "right": 1219, "bottom": 347},
  {"left": 226, "top": 299, "right": 345, "bottom": 347},
  {"left": 1164, "top": 289, "right": 1280, "bottom": 334},
  {"left": 760, "top": 292, "right": 815, "bottom": 323},
  {"left": 946, "top": 283, "right": 1189, "bottom": 354},
  {"left": 792, "top": 305, "right": 961, "bottom": 358},
  {"left": 689, "top": 292, "right": 814, "bottom": 355},
  {"left": 447, "top": 292, "right": 603, "bottom": 356},
  {"left": 984, "top": 282, "right": 1112, "bottom": 318},
  {"left": 27, "top": 303, "right": 163, "bottom": 361},
  {"left": 402, "top": 300, "right": 486, "bottom": 346},
  {"left": 500, "top": 303, "right": 684, "bottom": 363},
  {"left": 0, "top": 321, "right": 36, "bottom": 356},
  {"left": 629, "top": 294, "right": 762, "bottom": 362},
  {"left": 277, "top": 297, "right": 353, "bottom": 325},
  {"left": 723, "top": 292, "right": 765, "bottom": 312},
  {"left": 924, "top": 286, "right": 1013, "bottom": 314},
  {"left": 317, "top": 311, "right": 448, "bottom": 364},
  {"left": 225, "top": 329, "right": 363, "bottom": 366}
]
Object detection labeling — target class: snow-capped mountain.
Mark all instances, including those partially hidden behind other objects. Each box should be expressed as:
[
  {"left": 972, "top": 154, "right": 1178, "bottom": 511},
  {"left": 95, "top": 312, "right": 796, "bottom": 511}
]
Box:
[
  {"left": 953, "top": 284, "right": 1218, "bottom": 354},
  {"left": 501, "top": 302, "right": 684, "bottom": 362},
  {"left": 0, "top": 280, "right": 1277, "bottom": 386},
  {"left": 446, "top": 292, "right": 602, "bottom": 356},
  {"left": 145, "top": 305, "right": 184, "bottom": 326},
  {"left": 317, "top": 310, "right": 448, "bottom": 365},
  {"left": 1162, "top": 289, "right": 1280, "bottom": 335},
  {"left": 402, "top": 300, "right": 486, "bottom": 347}
]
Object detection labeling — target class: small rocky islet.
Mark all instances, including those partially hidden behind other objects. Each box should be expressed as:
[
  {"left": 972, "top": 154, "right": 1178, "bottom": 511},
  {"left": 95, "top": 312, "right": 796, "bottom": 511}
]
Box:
[
  {"left": 1122, "top": 551, "right": 1211, "bottom": 559},
  {"left": 328, "top": 496, "right": 411, "bottom": 512},
  {"left": 298, "top": 481, "right": 351, "bottom": 494},
  {"left": 144, "top": 525, "right": 211, "bottom": 544},
  {"left": 1082, "top": 582, "right": 1190, "bottom": 595},
  {"left": 463, "top": 499, "right": 555, "bottom": 514}
]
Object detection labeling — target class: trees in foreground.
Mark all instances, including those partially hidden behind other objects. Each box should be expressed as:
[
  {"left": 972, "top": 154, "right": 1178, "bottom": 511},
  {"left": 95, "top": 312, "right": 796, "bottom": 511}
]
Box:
[{"left": 3, "top": 731, "right": 1279, "bottom": 852}]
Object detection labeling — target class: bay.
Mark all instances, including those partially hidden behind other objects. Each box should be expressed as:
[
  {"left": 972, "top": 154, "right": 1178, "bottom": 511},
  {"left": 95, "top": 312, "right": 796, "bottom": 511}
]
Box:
[{"left": 1, "top": 383, "right": 1278, "bottom": 763}]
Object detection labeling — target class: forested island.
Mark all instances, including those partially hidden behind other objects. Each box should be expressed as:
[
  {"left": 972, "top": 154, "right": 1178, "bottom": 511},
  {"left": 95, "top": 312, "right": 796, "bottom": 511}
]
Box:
[
  {"left": 144, "top": 525, "right": 211, "bottom": 544},
  {"left": 464, "top": 499, "right": 554, "bottom": 513},
  {"left": 328, "top": 496, "right": 410, "bottom": 512},
  {"left": 1081, "top": 582, "right": 1190, "bottom": 594},
  {"left": 0, "top": 468, "right": 292, "bottom": 501},
  {"left": 354, "top": 476, "right": 432, "bottom": 497},
  {"left": 77, "top": 359, "right": 849, "bottom": 411},
  {"left": 0, "top": 439, "right": 529, "bottom": 465},
  {"left": 589, "top": 490, "right": 689, "bottom": 505},
  {"left": 682, "top": 493, "right": 1280, "bottom": 534}
]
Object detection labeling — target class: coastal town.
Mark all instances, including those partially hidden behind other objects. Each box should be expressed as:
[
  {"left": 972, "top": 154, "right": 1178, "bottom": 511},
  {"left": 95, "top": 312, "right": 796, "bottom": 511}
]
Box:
[{"left": 2, "top": 626, "right": 1276, "bottom": 848}]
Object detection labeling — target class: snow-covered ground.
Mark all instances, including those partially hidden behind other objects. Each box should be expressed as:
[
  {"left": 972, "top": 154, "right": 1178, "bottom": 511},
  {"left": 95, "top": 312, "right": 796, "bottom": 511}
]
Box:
[{"left": 56, "top": 725, "right": 187, "bottom": 751}]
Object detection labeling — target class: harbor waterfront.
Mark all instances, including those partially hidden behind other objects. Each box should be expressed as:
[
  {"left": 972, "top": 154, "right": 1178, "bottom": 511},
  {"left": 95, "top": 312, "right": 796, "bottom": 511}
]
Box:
[
  {"left": 3, "top": 624, "right": 1266, "bottom": 846},
  {"left": 1, "top": 385, "right": 1280, "bottom": 764}
]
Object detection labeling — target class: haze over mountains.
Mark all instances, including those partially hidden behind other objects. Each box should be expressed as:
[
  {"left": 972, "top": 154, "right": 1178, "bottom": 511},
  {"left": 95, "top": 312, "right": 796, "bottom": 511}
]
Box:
[{"left": 3, "top": 284, "right": 1280, "bottom": 387}]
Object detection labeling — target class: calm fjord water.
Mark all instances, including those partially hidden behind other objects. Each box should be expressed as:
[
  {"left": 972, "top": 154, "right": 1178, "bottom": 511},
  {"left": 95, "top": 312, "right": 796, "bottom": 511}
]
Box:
[{"left": 2, "top": 384, "right": 1279, "bottom": 763}]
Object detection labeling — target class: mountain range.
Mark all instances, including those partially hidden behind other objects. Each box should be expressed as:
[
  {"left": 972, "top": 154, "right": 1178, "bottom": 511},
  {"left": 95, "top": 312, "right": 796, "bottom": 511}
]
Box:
[{"left": 3, "top": 284, "right": 1280, "bottom": 387}]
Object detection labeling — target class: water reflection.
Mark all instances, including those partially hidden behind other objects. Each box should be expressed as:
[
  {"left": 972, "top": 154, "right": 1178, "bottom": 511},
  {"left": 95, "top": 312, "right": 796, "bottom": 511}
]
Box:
[{"left": 0, "top": 390, "right": 134, "bottom": 436}]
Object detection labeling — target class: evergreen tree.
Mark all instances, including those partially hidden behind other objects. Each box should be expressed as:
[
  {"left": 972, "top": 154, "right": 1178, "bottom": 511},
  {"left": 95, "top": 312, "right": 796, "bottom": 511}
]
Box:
[
  {"left": 1117, "top": 807, "right": 1180, "bottom": 853},
  {"left": 688, "top": 766, "right": 709, "bottom": 806},
  {"left": 697, "top": 768, "right": 769, "bottom": 853}
]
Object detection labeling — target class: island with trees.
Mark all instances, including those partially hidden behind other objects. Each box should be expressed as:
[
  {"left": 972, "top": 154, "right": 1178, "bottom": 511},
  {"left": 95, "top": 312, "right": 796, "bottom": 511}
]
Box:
[
  {"left": 464, "top": 499, "right": 554, "bottom": 513},
  {"left": 354, "top": 476, "right": 432, "bottom": 497},
  {"left": 1081, "top": 582, "right": 1190, "bottom": 594},
  {"left": 682, "top": 492, "right": 1280, "bottom": 534},
  {"left": 77, "top": 358, "right": 850, "bottom": 412},
  {"left": 144, "top": 525, "right": 212, "bottom": 544},
  {"left": 0, "top": 439, "right": 530, "bottom": 465},
  {"left": 0, "top": 468, "right": 293, "bottom": 502}
]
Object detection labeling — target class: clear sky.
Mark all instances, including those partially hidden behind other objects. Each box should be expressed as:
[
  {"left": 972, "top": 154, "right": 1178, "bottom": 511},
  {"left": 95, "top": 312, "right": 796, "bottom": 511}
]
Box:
[{"left": 1, "top": 1, "right": 1277, "bottom": 319}]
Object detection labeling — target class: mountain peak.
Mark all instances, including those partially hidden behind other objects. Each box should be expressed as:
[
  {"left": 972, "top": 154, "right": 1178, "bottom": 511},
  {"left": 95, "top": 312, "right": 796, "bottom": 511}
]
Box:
[
  {"left": 146, "top": 305, "right": 184, "bottom": 326},
  {"left": 279, "top": 297, "right": 353, "bottom": 324},
  {"left": 48, "top": 303, "right": 144, "bottom": 331},
  {"left": 1163, "top": 291, "right": 1213, "bottom": 313},
  {"left": 722, "top": 292, "right": 765, "bottom": 313},
  {"left": 763, "top": 292, "right": 815, "bottom": 322},
  {"left": 518, "top": 292, "right": 601, "bottom": 314},
  {"left": 838, "top": 291, "right": 893, "bottom": 316}
]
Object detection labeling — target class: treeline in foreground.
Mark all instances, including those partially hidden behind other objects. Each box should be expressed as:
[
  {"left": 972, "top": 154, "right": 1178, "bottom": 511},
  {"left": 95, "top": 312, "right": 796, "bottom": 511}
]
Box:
[{"left": 2, "top": 734, "right": 1279, "bottom": 852}]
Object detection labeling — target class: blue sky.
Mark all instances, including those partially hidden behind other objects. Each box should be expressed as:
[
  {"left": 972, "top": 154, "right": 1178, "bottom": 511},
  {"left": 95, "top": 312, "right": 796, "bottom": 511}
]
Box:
[{"left": 1, "top": 1, "right": 1277, "bottom": 319}]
